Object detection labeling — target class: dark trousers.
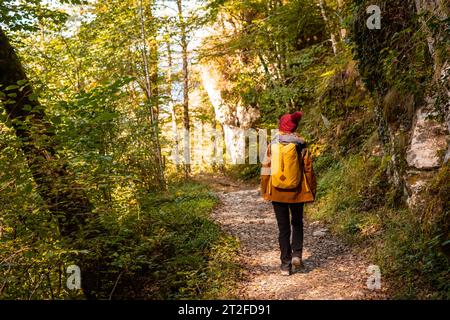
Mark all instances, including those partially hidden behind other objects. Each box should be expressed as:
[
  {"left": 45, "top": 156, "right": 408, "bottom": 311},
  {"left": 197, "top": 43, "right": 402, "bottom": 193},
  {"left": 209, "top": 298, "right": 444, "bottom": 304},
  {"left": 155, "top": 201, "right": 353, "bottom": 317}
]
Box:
[{"left": 272, "top": 201, "right": 304, "bottom": 269}]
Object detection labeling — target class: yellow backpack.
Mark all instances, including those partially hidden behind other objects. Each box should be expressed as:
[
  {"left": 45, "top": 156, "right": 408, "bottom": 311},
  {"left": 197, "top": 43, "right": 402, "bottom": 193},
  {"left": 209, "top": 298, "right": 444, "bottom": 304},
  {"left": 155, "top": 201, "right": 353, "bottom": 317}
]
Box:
[{"left": 270, "top": 142, "right": 300, "bottom": 189}]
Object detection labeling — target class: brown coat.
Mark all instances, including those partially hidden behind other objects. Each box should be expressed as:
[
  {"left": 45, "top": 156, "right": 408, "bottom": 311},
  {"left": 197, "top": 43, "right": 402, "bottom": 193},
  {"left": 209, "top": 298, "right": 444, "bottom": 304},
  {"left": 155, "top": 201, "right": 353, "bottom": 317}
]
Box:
[{"left": 260, "top": 137, "right": 317, "bottom": 203}]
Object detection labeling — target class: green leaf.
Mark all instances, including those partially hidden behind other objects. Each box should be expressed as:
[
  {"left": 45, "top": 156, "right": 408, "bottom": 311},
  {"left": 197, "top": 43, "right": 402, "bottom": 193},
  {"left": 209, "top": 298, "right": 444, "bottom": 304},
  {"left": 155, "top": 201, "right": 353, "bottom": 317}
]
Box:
[
  {"left": 5, "top": 85, "right": 19, "bottom": 91},
  {"left": 95, "top": 112, "right": 119, "bottom": 122},
  {"left": 29, "top": 93, "right": 39, "bottom": 101},
  {"left": 23, "top": 184, "right": 33, "bottom": 194}
]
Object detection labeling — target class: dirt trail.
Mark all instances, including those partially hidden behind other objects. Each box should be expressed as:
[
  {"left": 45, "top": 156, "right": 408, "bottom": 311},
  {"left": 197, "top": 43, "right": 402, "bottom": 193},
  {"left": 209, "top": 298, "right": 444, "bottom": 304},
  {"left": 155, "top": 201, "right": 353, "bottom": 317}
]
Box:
[{"left": 200, "top": 175, "right": 389, "bottom": 300}]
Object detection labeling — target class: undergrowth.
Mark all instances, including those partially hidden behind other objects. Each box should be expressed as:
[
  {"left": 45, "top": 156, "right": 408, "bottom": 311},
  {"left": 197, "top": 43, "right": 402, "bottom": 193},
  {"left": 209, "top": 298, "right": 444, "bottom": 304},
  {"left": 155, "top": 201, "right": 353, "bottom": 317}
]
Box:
[
  {"left": 0, "top": 180, "right": 241, "bottom": 299},
  {"left": 308, "top": 153, "right": 449, "bottom": 299}
]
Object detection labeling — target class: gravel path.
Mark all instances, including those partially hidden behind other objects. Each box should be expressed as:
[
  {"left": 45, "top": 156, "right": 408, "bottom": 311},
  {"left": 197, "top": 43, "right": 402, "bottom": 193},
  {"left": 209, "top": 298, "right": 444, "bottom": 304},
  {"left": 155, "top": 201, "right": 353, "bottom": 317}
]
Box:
[{"left": 211, "top": 185, "right": 389, "bottom": 300}]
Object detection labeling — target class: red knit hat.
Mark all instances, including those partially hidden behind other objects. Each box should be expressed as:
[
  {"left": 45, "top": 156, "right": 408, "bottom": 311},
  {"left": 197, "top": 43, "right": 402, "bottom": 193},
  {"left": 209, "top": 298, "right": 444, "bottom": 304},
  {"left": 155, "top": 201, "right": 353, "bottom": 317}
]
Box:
[{"left": 278, "top": 111, "right": 303, "bottom": 132}]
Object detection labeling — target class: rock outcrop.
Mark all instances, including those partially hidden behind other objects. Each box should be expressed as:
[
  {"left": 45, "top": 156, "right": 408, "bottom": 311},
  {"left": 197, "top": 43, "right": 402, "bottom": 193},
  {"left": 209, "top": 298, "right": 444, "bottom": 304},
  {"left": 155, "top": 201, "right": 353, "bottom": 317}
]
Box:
[
  {"left": 200, "top": 63, "right": 260, "bottom": 164},
  {"left": 404, "top": 1, "right": 449, "bottom": 207},
  {"left": 406, "top": 104, "right": 448, "bottom": 170}
]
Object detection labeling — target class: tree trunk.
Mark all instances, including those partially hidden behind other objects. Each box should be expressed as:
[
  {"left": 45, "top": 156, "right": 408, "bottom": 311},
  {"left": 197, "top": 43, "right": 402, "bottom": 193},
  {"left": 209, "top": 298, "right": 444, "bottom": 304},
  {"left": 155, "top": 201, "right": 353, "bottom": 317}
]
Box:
[
  {"left": 138, "top": 0, "right": 166, "bottom": 189},
  {"left": 177, "top": 0, "right": 191, "bottom": 178},
  {"left": 336, "top": 0, "right": 347, "bottom": 40},
  {"left": 165, "top": 35, "right": 181, "bottom": 168},
  {"left": 148, "top": 3, "right": 160, "bottom": 120},
  {"left": 318, "top": 0, "right": 338, "bottom": 55},
  {"left": 0, "top": 26, "right": 98, "bottom": 298}
]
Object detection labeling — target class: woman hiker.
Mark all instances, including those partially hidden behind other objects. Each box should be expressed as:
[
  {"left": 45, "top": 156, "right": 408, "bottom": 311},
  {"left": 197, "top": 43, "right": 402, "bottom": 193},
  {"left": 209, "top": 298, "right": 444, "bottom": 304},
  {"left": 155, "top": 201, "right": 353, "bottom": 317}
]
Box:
[{"left": 260, "top": 111, "right": 317, "bottom": 276}]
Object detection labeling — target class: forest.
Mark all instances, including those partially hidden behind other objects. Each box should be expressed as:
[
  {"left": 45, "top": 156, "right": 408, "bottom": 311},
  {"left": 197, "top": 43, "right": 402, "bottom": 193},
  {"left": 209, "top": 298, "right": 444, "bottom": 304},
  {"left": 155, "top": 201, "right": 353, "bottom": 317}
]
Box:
[{"left": 0, "top": 0, "right": 448, "bottom": 300}]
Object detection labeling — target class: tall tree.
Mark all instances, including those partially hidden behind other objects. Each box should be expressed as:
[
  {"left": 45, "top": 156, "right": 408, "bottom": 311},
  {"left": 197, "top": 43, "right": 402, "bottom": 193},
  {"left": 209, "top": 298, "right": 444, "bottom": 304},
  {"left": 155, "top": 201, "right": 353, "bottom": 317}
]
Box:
[
  {"left": 164, "top": 28, "right": 181, "bottom": 168},
  {"left": 0, "top": 26, "right": 99, "bottom": 297},
  {"left": 177, "top": 0, "right": 191, "bottom": 178},
  {"left": 318, "top": 0, "right": 338, "bottom": 55},
  {"left": 138, "top": 0, "right": 166, "bottom": 189}
]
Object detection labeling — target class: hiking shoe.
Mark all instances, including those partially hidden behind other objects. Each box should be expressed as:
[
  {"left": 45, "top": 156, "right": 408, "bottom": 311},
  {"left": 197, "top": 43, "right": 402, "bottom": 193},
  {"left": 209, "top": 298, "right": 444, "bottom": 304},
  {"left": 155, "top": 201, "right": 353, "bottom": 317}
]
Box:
[
  {"left": 292, "top": 257, "right": 304, "bottom": 271},
  {"left": 280, "top": 268, "right": 291, "bottom": 276}
]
